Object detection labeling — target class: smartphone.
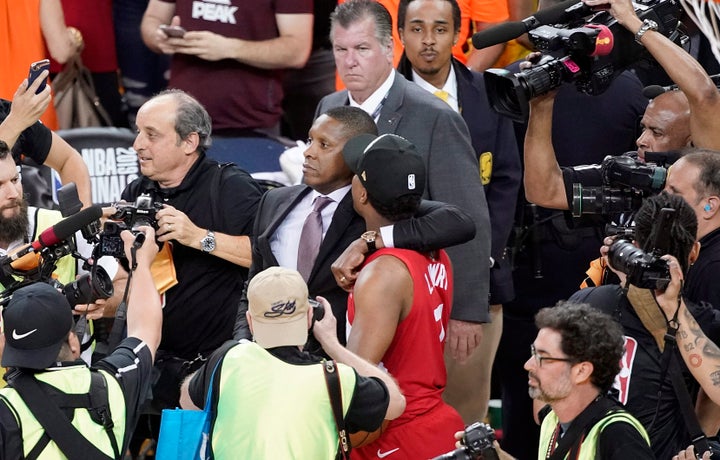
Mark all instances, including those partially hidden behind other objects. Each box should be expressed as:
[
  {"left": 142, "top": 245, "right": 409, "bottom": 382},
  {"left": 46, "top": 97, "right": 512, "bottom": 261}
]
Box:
[
  {"left": 28, "top": 59, "right": 50, "bottom": 94},
  {"left": 159, "top": 24, "right": 187, "bottom": 38}
]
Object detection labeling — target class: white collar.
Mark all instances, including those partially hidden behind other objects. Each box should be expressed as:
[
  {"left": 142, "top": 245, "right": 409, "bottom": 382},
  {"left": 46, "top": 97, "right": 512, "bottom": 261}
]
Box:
[
  {"left": 349, "top": 70, "right": 396, "bottom": 121},
  {"left": 310, "top": 184, "right": 351, "bottom": 204},
  {"left": 411, "top": 66, "right": 459, "bottom": 112}
]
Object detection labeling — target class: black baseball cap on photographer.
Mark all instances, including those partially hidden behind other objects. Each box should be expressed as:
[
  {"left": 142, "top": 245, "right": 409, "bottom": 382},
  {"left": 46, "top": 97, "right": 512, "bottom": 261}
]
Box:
[
  {"left": 2, "top": 283, "right": 73, "bottom": 370},
  {"left": 342, "top": 133, "right": 426, "bottom": 208}
]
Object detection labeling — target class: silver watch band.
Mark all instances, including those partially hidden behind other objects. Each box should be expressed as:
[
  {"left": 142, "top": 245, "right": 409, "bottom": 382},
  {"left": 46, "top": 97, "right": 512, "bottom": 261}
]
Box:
[{"left": 635, "top": 19, "right": 658, "bottom": 44}]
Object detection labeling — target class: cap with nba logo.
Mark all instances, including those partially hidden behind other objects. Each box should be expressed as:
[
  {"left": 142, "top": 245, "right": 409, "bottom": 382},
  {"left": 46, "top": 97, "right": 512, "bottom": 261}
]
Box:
[{"left": 342, "top": 133, "right": 426, "bottom": 207}]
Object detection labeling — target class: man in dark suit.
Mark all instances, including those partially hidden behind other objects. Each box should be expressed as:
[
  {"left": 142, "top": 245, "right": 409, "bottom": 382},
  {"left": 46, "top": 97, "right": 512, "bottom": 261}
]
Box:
[
  {"left": 234, "top": 106, "right": 475, "bottom": 343},
  {"left": 395, "top": 0, "right": 522, "bottom": 424},
  {"left": 316, "top": 0, "right": 491, "bottom": 363}
]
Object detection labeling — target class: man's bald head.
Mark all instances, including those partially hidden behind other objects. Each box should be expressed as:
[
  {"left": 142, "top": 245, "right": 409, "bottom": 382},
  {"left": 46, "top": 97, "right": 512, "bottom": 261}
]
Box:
[{"left": 636, "top": 90, "right": 691, "bottom": 160}]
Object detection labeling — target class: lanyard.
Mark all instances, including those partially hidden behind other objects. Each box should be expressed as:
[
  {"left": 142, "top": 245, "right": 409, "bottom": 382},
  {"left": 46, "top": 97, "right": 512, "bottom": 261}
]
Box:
[
  {"left": 545, "top": 423, "right": 562, "bottom": 459},
  {"left": 371, "top": 91, "right": 390, "bottom": 121}
]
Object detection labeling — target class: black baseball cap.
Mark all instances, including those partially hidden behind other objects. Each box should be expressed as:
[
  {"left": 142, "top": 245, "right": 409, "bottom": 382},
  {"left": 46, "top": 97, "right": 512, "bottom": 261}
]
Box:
[
  {"left": 2, "top": 283, "right": 73, "bottom": 370},
  {"left": 342, "top": 133, "right": 426, "bottom": 208}
]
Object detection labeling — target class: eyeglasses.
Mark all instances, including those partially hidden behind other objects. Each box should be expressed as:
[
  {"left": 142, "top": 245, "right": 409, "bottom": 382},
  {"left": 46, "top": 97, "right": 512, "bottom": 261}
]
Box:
[{"left": 530, "top": 344, "right": 574, "bottom": 367}]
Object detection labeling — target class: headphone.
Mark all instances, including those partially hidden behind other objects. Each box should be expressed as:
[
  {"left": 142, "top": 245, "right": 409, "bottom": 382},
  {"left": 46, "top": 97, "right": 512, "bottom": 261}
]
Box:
[{"left": 705, "top": 203, "right": 712, "bottom": 212}]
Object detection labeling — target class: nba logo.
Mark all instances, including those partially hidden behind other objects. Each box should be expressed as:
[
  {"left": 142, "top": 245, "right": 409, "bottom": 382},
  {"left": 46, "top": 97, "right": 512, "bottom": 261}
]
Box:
[{"left": 408, "top": 174, "right": 416, "bottom": 190}]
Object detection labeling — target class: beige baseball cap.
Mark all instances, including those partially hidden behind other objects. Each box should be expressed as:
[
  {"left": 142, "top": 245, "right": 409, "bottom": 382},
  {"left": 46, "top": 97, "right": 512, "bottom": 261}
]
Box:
[{"left": 247, "top": 267, "right": 311, "bottom": 348}]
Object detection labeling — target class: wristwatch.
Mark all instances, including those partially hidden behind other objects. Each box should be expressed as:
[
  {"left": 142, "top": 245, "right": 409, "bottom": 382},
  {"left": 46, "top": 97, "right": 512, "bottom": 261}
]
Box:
[
  {"left": 200, "top": 230, "right": 216, "bottom": 253},
  {"left": 361, "top": 231, "right": 378, "bottom": 253},
  {"left": 635, "top": 19, "right": 658, "bottom": 44}
]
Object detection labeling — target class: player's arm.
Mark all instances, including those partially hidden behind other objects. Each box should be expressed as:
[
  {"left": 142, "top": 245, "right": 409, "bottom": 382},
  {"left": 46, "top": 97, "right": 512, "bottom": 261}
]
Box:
[{"left": 346, "top": 256, "right": 412, "bottom": 364}]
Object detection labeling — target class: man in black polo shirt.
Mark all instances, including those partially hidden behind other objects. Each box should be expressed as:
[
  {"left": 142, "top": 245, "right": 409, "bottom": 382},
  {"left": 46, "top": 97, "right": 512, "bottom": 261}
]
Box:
[{"left": 104, "top": 89, "right": 264, "bottom": 444}]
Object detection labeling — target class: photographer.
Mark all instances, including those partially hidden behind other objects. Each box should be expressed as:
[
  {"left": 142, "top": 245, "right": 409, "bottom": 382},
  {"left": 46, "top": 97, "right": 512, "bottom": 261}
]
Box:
[
  {"left": 663, "top": 150, "right": 720, "bottom": 314},
  {"left": 532, "top": 303, "right": 654, "bottom": 458},
  {"left": 443, "top": 304, "right": 653, "bottom": 460},
  {"left": 655, "top": 248, "right": 720, "bottom": 457},
  {"left": 523, "top": 0, "right": 720, "bottom": 213},
  {"left": 0, "top": 226, "right": 161, "bottom": 459},
  {"left": 179, "top": 267, "right": 406, "bottom": 459},
  {"left": 99, "top": 89, "right": 264, "bottom": 452},
  {"left": 0, "top": 140, "right": 105, "bottom": 364},
  {"left": 514, "top": 302, "right": 653, "bottom": 459},
  {"left": 524, "top": 86, "right": 689, "bottom": 212},
  {"left": 569, "top": 192, "right": 720, "bottom": 459},
  {"left": 584, "top": 0, "right": 720, "bottom": 151}
]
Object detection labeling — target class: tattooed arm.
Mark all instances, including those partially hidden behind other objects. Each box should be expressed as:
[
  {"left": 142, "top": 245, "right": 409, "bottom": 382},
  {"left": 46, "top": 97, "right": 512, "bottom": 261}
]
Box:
[{"left": 656, "top": 255, "right": 720, "bottom": 405}]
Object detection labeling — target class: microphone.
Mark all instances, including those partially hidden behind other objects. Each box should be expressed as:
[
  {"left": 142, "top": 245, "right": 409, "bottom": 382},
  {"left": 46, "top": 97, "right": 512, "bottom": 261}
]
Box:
[
  {"left": 642, "top": 84, "right": 670, "bottom": 99},
  {"left": 3, "top": 205, "right": 103, "bottom": 266},
  {"left": 472, "top": 0, "right": 593, "bottom": 49},
  {"left": 33, "top": 205, "right": 103, "bottom": 250},
  {"left": 1, "top": 205, "right": 102, "bottom": 274},
  {"left": 472, "top": 22, "right": 528, "bottom": 49}
]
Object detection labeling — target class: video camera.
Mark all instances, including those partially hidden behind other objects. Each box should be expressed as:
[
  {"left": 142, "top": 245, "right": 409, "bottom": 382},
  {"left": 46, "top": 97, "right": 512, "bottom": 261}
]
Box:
[
  {"left": 431, "top": 422, "right": 498, "bottom": 460},
  {"left": 607, "top": 207, "right": 675, "bottom": 289},
  {"left": 483, "top": 0, "right": 683, "bottom": 121},
  {"left": 571, "top": 154, "right": 667, "bottom": 217}
]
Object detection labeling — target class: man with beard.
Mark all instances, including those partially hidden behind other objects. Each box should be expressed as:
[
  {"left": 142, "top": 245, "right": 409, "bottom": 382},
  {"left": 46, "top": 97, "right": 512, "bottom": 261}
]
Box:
[
  {"left": 0, "top": 139, "right": 88, "bottom": 373},
  {"left": 522, "top": 303, "right": 653, "bottom": 459},
  {"left": 0, "top": 140, "right": 77, "bottom": 290}
]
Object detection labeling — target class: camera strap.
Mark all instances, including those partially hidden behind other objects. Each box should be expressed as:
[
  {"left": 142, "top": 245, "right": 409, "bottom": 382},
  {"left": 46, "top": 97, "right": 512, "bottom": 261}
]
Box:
[
  {"left": 7, "top": 370, "right": 118, "bottom": 460},
  {"left": 106, "top": 270, "right": 134, "bottom": 353},
  {"left": 627, "top": 287, "right": 712, "bottom": 454},
  {"left": 546, "top": 395, "right": 616, "bottom": 460},
  {"left": 659, "top": 320, "right": 713, "bottom": 455},
  {"left": 321, "top": 359, "right": 350, "bottom": 460}
]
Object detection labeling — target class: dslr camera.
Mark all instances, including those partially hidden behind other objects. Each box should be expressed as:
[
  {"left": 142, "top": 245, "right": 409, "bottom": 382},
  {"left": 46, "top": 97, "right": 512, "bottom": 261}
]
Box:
[
  {"left": 111, "top": 194, "right": 163, "bottom": 231},
  {"left": 607, "top": 207, "right": 675, "bottom": 290},
  {"left": 100, "top": 194, "right": 162, "bottom": 258},
  {"left": 484, "top": 0, "right": 683, "bottom": 121},
  {"left": 571, "top": 154, "right": 667, "bottom": 217},
  {"left": 432, "top": 422, "right": 498, "bottom": 460}
]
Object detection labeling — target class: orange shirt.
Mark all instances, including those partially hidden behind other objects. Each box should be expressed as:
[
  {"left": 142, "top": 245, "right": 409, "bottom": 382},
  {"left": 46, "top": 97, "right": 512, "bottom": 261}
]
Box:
[{"left": 0, "top": 0, "right": 59, "bottom": 129}]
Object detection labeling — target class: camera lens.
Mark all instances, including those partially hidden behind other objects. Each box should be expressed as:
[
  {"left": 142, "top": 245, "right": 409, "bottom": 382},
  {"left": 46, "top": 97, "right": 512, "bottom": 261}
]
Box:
[{"left": 63, "top": 266, "right": 114, "bottom": 307}]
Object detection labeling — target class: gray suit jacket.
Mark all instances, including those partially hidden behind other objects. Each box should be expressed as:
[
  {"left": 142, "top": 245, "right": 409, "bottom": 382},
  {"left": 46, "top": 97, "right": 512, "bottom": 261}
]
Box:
[{"left": 316, "top": 71, "right": 492, "bottom": 322}]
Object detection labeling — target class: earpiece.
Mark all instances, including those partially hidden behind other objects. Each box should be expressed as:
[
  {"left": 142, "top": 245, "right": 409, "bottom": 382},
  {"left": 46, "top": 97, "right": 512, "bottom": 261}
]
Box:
[{"left": 705, "top": 203, "right": 712, "bottom": 212}]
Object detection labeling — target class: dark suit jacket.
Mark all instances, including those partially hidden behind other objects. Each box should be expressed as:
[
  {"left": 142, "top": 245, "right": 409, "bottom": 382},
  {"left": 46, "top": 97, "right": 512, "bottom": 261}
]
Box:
[
  {"left": 234, "top": 185, "right": 476, "bottom": 342},
  {"left": 397, "top": 57, "right": 522, "bottom": 268},
  {"left": 315, "top": 71, "right": 492, "bottom": 323}
]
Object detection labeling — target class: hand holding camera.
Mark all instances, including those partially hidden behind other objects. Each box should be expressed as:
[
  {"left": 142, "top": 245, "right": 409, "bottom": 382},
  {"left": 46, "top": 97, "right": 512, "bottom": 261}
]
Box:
[
  {"left": 121, "top": 225, "right": 159, "bottom": 272},
  {"left": 311, "top": 297, "right": 339, "bottom": 350},
  {"left": 432, "top": 422, "right": 499, "bottom": 460},
  {"left": 653, "top": 254, "right": 685, "bottom": 321}
]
